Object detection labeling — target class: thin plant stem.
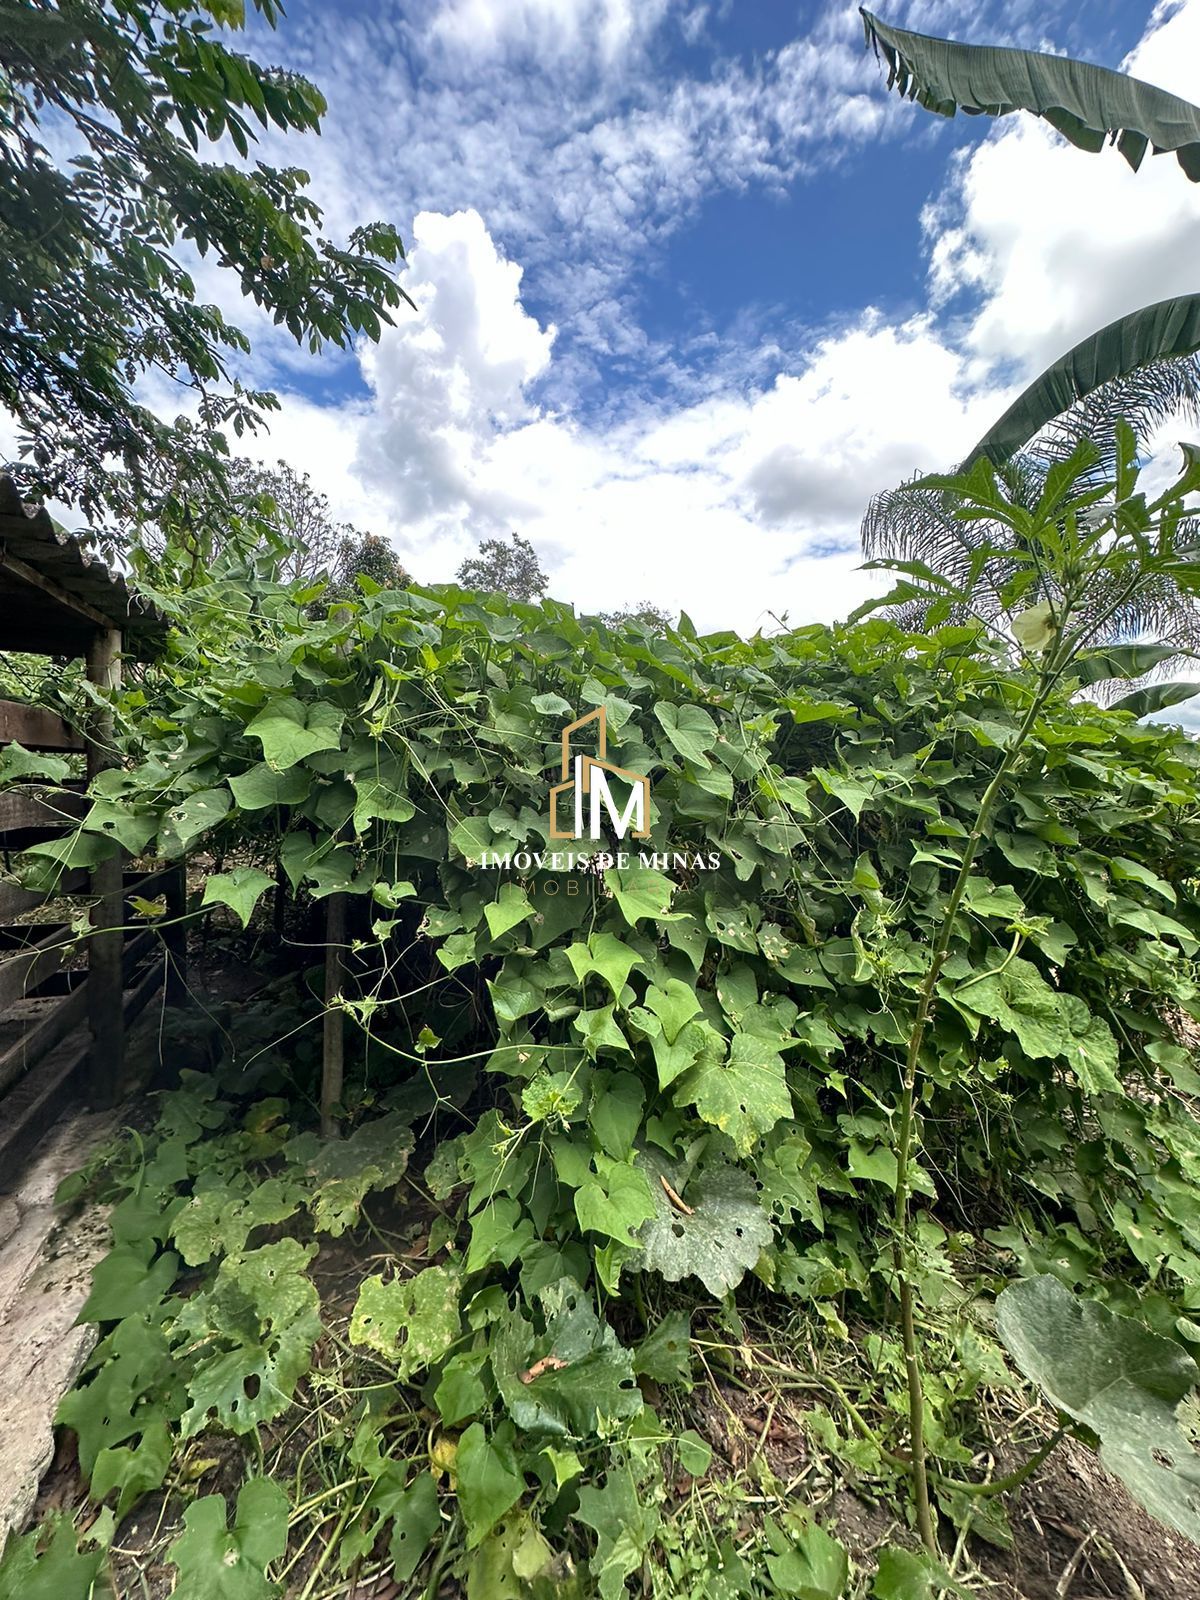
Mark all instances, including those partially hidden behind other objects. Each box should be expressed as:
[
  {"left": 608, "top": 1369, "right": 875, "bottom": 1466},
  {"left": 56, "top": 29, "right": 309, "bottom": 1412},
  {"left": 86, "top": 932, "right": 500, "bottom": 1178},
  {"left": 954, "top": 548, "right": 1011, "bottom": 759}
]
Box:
[{"left": 891, "top": 616, "right": 1071, "bottom": 1556}]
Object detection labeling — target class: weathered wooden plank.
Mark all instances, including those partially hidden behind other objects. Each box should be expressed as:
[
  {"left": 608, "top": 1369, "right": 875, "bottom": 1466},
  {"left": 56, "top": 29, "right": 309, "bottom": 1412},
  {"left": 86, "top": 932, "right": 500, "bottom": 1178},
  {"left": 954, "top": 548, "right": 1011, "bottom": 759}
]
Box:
[
  {"left": 0, "top": 923, "right": 160, "bottom": 1097},
  {"left": 0, "top": 548, "right": 115, "bottom": 630},
  {"left": 0, "top": 788, "right": 87, "bottom": 837},
  {"left": 0, "top": 701, "right": 83, "bottom": 752},
  {"left": 0, "top": 926, "right": 74, "bottom": 1013},
  {"left": 0, "top": 872, "right": 87, "bottom": 923},
  {"left": 0, "top": 987, "right": 88, "bottom": 1097},
  {"left": 0, "top": 1032, "right": 91, "bottom": 1187}
]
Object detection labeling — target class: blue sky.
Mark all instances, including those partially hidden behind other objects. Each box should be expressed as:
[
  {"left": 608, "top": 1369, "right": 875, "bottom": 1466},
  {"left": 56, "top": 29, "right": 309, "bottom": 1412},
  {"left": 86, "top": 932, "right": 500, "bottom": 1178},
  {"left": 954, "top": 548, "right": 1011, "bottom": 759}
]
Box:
[{"left": 176, "top": 0, "right": 1200, "bottom": 633}]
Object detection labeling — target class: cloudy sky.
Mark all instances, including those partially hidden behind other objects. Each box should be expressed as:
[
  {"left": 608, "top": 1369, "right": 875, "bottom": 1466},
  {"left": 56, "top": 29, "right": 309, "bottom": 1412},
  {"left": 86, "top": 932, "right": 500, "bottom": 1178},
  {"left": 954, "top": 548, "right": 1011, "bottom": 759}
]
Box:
[{"left": 188, "top": 0, "right": 1200, "bottom": 633}]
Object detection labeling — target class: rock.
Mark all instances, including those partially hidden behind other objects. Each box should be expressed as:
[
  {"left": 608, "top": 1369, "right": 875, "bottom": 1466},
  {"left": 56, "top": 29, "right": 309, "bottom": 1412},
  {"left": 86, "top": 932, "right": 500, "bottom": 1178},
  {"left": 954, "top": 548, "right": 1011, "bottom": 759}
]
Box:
[{"left": 0, "top": 1110, "right": 116, "bottom": 1544}]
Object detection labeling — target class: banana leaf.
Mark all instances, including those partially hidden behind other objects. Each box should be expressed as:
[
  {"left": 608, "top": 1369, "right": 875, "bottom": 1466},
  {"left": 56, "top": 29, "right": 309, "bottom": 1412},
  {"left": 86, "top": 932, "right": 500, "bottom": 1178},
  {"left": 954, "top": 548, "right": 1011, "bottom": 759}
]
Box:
[
  {"left": 861, "top": 9, "right": 1200, "bottom": 180},
  {"left": 962, "top": 295, "right": 1200, "bottom": 467},
  {"left": 1111, "top": 679, "right": 1200, "bottom": 717}
]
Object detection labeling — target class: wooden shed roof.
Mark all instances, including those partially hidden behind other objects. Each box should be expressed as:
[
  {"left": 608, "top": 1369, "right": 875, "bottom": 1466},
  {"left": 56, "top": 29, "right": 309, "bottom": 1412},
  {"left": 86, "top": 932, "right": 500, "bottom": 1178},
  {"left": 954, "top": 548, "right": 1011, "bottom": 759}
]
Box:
[{"left": 0, "top": 476, "right": 168, "bottom": 658}]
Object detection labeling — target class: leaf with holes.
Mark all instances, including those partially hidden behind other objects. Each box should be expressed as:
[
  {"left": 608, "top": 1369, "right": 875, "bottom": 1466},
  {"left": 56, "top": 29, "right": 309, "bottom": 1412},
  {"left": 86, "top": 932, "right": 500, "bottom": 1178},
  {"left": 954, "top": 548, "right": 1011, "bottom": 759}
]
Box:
[
  {"left": 176, "top": 1240, "right": 322, "bottom": 1437},
  {"left": 167, "top": 1477, "right": 288, "bottom": 1600},
  {"left": 295, "top": 1113, "right": 414, "bottom": 1236},
  {"left": 636, "top": 1152, "right": 773, "bottom": 1295},
  {"left": 490, "top": 1277, "right": 642, "bottom": 1438},
  {"left": 349, "top": 1264, "right": 461, "bottom": 1381},
  {"left": 678, "top": 1033, "right": 792, "bottom": 1155},
  {"left": 171, "top": 1178, "right": 301, "bottom": 1267},
  {"left": 996, "top": 1275, "right": 1200, "bottom": 1542}
]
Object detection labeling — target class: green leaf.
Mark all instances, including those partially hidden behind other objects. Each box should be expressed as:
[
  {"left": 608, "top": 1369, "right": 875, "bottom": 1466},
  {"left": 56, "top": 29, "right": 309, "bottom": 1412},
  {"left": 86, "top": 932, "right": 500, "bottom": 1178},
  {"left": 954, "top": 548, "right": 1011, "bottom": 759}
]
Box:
[
  {"left": 767, "top": 1520, "right": 849, "bottom": 1599},
  {"left": 605, "top": 864, "right": 677, "bottom": 924},
  {"left": 996, "top": 1275, "right": 1200, "bottom": 1542},
  {"left": 349, "top": 1264, "right": 461, "bottom": 1380},
  {"left": 245, "top": 696, "right": 343, "bottom": 770},
  {"left": 435, "top": 1349, "right": 490, "bottom": 1426},
  {"left": 162, "top": 785, "right": 234, "bottom": 848},
  {"left": 78, "top": 1239, "right": 179, "bottom": 1323},
  {"left": 565, "top": 931, "right": 640, "bottom": 999},
  {"left": 573, "top": 1003, "right": 630, "bottom": 1058},
  {"left": 636, "top": 1152, "right": 773, "bottom": 1295},
  {"left": 351, "top": 774, "right": 414, "bottom": 832},
  {"left": 574, "top": 1456, "right": 661, "bottom": 1600},
  {"left": 491, "top": 1277, "right": 642, "bottom": 1438},
  {"left": 967, "top": 298, "right": 1200, "bottom": 469},
  {"left": 298, "top": 1112, "right": 414, "bottom": 1236},
  {"left": 1112, "top": 680, "right": 1200, "bottom": 717},
  {"left": 680, "top": 1033, "right": 792, "bottom": 1155},
  {"left": 588, "top": 1070, "right": 644, "bottom": 1160},
  {"left": 485, "top": 882, "right": 535, "bottom": 939},
  {"left": 574, "top": 1155, "right": 657, "bottom": 1245},
  {"left": 647, "top": 1017, "right": 722, "bottom": 1091},
  {"left": 633, "top": 1311, "right": 693, "bottom": 1387},
  {"left": 871, "top": 1546, "right": 950, "bottom": 1600},
  {"left": 167, "top": 1477, "right": 288, "bottom": 1600},
  {"left": 387, "top": 1472, "right": 441, "bottom": 1582},
  {"left": 58, "top": 1314, "right": 175, "bottom": 1475},
  {"left": 531, "top": 692, "right": 573, "bottom": 715},
  {"left": 455, "top": 1421, "right": 526, "bottom": 1548},
  {"left": 244, "top": 697, "right": 345, "bottom": 771},
  {"left": 862, "top": 12, "right": 1200, "bottom": 182},
  {"left": 1074, "top": 642, "right": 1178, "bottom": 687},
  {"left": 1110, "top": 856, "right": 1176, "bottom": 905},
  {"left": 654, "top": 701, "right": 718, "bottom": 766},
  {"left": 0, "top": 1515, "right": 106, "bottom": 1600},
  {"left": 201, "top": 866, "right": 275, "bottom": 928},
  {"left": 229, "top": 763, "right": 309, "bottom": 810},
  {"left": 957, "top": 958, "right": 1121, "bottom": 1095},
  {"left": 177, "top": 1240, "right": 322, "bottom": 1437},
  {"left": 642, "top": 978, "right": 701, "bottom": 1043},
  {"left": 450, "top": 814, "right": 506, "bottom": 862},
  {"left": 676, "top": 1431, "right": 713, "bottom": 1476},
  {"left": 171, "top": 1178, "right": 300, "bottom": 1267},
  {"left": 0, "top": 742, "right": 70, "bottom": 786},
  {"left": 91, "top": 1420, "right": 172, "bottom": 1520}
]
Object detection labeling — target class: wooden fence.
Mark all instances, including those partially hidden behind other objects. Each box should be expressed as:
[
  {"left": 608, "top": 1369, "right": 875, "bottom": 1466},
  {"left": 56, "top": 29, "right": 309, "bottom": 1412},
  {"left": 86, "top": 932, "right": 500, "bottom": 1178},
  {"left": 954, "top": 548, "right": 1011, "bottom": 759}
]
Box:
[{"left": 0, "top": 697, "right": 185, "bottom": 1168}]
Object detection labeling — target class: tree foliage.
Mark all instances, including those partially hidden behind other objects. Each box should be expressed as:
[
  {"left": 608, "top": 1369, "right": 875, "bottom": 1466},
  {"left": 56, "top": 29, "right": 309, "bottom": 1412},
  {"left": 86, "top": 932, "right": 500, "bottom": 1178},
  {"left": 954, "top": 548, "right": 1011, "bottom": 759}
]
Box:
[
  {"left": 0, "top": 0, "right": 409, "bottom": 531},
  {"left": 456, "top": 532, "right": 548, "bottom": 601}
]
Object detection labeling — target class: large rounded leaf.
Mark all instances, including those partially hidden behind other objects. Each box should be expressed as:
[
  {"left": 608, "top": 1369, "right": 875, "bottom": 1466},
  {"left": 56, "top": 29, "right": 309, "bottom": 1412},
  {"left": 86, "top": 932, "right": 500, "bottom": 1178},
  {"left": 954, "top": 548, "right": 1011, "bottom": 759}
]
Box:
[{"left": 996, "top": 1275, "right": 1200, "bottom": 1542}]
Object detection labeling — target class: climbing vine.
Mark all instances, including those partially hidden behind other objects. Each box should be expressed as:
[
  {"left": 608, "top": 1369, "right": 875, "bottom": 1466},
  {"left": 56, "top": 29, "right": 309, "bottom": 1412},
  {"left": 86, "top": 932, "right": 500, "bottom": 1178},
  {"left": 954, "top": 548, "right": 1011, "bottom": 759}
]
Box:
[{"left": 5, "top": 440, "right": 1200, "bottom": 1593}]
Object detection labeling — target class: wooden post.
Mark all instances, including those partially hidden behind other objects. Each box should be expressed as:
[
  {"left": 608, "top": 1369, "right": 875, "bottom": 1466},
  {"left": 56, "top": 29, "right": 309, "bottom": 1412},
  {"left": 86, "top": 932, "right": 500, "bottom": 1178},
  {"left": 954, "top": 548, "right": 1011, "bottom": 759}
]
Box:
[
  {"left": 320, "top": 892, "right": 346, "bottom": 1138},
  {"left": 86, "top": 627, "right": 123, "bottom": 1108},
  {"left": 274, "top": 856, "right": 287, "bottom": 937},
  {"left": 164, "top": 863, "right": 188, "bottom": 1006}
]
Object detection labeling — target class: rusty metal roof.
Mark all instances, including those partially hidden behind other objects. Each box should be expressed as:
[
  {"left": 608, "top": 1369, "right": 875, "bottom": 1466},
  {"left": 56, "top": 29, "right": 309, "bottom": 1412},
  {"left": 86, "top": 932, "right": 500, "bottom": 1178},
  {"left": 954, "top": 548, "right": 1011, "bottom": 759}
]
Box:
[{"left": 0, "top": 476, "right": 168, "bottom": 658}]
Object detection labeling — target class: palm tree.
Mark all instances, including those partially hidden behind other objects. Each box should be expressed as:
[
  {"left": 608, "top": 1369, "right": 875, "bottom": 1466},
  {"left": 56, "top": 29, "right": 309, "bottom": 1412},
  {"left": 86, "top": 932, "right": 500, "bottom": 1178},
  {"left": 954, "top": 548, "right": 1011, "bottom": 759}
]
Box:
[
  {"left": 862, "top": 358, "right": 1200, "bottom": 665},
  {"left": 858, "top": 11, "right": 1200, "bottom": 676}
]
